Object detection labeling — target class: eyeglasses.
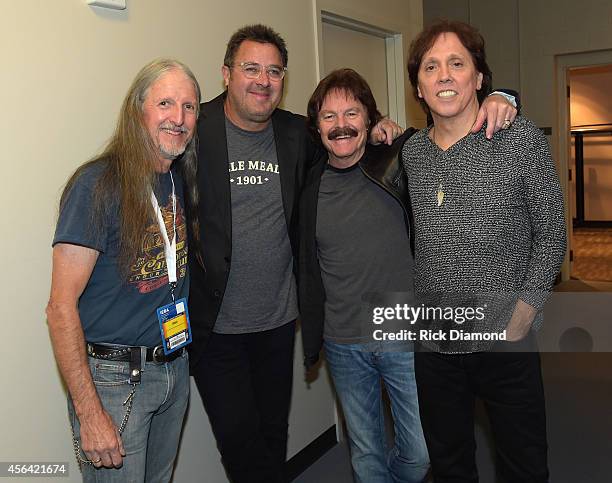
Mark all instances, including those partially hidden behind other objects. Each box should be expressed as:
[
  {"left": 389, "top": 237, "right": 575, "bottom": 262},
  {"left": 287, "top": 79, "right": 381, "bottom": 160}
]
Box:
[{"left": 234, "top": 62, "right": 287, "bottom": 81}]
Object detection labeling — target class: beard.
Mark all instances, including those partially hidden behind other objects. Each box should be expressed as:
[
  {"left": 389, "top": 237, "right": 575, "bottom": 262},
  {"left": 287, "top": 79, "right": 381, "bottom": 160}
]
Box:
[
  {"left": 157, "top": 123, "right": 190, "bottom": 160},
  {"left": 159, "top": 140, "right": 187, "bottom": 160}
]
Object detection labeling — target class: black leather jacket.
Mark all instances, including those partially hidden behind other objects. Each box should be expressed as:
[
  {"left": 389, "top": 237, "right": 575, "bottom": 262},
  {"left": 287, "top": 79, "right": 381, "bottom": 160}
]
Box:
[{"left": 298, "top": 129, "right": 416, "bottom": 368}]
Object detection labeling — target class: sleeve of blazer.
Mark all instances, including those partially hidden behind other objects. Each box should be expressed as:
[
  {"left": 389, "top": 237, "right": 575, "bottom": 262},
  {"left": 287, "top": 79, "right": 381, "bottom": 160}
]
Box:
[{"left": 298, "top": 155, "right": 327, "bottom": 369}]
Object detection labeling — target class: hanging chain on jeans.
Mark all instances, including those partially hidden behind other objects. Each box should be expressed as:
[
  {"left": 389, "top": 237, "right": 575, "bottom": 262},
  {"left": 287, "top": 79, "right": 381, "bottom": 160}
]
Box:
[{"left": 72, "top": 384, "right": 136, "bottom": 466}]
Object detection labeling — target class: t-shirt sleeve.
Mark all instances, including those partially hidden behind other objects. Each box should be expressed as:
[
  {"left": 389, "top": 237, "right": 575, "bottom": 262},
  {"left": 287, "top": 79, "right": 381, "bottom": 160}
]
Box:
[{"left": 52, "top": 170, "right": 108, "bottom": 253}]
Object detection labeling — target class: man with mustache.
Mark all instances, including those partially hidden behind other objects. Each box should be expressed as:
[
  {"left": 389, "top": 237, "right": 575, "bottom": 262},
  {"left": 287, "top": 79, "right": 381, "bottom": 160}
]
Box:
[
  {"left": 46, "top": 59, "right": 201, "bottom": 482},
  {"left": 299, "top": 68, "right": 517, "bottom": 483}
]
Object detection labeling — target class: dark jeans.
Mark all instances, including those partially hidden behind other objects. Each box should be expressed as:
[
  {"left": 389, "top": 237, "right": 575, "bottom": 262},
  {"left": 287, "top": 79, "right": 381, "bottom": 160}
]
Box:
[
  {"left": 415, "top": 336, "right": 549, "bottom": 483},
  {"left": 192, "top": 320, "right": 296, "bottom": 483}
]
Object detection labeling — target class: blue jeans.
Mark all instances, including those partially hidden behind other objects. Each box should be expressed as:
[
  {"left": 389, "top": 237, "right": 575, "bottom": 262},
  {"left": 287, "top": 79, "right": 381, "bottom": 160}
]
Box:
[
  {"left": 68, "top": 350, "right": 189, "bottom": 483},
  {"left": 324, "top": 341, "right": 429, "bottom": 483}
]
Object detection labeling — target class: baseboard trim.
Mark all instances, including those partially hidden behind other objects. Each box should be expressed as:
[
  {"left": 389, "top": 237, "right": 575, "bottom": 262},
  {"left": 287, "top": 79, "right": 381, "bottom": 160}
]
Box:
[
  {"left": 285, "top": 425, "right": 337, "bottom": 481},
  {"left": 573, "top": 220, "right": 612, "bottom": 228}
]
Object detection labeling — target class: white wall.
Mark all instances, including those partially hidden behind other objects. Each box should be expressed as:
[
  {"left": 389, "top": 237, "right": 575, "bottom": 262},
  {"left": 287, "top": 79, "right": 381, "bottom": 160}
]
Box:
[
  {"left": 423, "top": 0, "right": 521, "bottom": 92},
  {"left": 0, "top": 1, "right": 421, "bottom": 481},
  {"left": 322, "top": 22, "right": 390, "bottom": 116},
  {"left": 317, "top": 0, "right": 425, "bottom": 126}
]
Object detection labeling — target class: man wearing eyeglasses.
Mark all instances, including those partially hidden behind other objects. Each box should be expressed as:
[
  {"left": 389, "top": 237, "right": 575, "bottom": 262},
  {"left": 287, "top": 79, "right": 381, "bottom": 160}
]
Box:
[
  {"left": 187, "top": 25, "right": 323, "bottom": 483},
  {"left": 188, "top": 24, "right": 388, "bottom": 482}
]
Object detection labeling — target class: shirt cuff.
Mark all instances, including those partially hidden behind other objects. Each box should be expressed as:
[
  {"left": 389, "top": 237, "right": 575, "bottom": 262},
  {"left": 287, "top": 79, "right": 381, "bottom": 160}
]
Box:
[{"left": 489, "top": 91, "right": 517, "bottom": 108}]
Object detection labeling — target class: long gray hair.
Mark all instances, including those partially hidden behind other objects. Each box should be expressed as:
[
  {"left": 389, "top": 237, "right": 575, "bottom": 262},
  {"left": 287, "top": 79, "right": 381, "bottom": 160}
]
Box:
[{"left": 61, "top": 58, "right": 203, "bottom": 274}]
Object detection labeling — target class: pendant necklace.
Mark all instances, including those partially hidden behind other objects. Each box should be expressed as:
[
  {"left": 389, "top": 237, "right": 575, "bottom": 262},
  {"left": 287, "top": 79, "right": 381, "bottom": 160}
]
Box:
[
  {"left": 432, "top": 127, "right": 445, "bottom": 207},
  {"left": 436, "top": 183, "right": 445, "bottom": 207},
  {"left": 431, "top": 118, "right": 475, "bottom": 208}
]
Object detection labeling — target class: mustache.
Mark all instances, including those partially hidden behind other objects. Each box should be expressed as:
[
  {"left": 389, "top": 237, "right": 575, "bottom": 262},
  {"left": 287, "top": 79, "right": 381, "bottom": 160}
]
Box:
[
  {"left": 327, "top": 126, "right": 359, "bottom": 140},
  {"left": 159, "top": 122, "right": 188, "bottom": 134}
]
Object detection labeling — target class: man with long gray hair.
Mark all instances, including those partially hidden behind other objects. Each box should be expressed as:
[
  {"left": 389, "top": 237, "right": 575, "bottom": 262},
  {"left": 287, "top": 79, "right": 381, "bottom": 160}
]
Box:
[{"left": 46, "top": 58, "right": 201, "bottom": 482}]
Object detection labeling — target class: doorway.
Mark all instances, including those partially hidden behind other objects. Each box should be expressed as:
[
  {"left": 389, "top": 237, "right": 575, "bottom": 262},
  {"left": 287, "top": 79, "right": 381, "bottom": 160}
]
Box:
[{"left": 556, "top": 51, "right": 612, "bottom": 288}]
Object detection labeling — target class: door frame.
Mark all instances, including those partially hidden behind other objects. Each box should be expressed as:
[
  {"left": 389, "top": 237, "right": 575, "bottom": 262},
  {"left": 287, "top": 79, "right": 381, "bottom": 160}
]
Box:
[
  {"left": 554, "top": 49, "right": 612, "bottom": 280},
  {"left": 312, "top": 7, "right": 406, "bottom": 127}
]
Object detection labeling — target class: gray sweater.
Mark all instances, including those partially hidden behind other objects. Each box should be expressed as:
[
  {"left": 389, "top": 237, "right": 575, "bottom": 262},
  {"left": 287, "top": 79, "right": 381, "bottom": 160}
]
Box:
[{"left": 401, "top": 116, "right": 566, "bottom": 352}]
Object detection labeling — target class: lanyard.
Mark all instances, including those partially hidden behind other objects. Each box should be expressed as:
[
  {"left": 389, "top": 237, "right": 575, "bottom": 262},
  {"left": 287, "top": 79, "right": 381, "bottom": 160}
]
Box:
[{"left": 150, "top": 171, "right": 177, "bottom": 301}]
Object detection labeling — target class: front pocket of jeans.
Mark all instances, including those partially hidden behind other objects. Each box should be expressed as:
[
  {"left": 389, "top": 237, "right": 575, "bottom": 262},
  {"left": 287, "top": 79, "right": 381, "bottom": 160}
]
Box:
[{"left": 91, "top": 362, "right": 131, "bottom": 386}]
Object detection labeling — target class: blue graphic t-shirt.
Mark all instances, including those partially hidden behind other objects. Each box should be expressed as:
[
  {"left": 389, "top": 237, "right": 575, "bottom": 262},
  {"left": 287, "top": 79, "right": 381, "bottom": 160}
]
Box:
[{"left": 53, "top": 161, "right": 188, "bottom": 347}]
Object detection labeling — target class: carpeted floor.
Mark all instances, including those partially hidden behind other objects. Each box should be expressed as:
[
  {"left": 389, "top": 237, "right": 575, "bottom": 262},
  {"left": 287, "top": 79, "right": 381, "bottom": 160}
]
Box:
[{"left": 572, "top": 227, "right": 612, "bottom": 282}]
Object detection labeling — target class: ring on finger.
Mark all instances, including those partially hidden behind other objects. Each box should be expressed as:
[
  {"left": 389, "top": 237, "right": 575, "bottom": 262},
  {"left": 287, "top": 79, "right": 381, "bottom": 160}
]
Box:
[{"left": 502, "top": 119, "right": 512, "bottom": 129}]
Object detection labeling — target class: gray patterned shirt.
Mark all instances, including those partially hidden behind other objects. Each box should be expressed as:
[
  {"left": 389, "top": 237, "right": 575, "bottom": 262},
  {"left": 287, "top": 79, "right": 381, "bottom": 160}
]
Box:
[{"left": 402, "top": 116, "right": 566, "bottom": 352}]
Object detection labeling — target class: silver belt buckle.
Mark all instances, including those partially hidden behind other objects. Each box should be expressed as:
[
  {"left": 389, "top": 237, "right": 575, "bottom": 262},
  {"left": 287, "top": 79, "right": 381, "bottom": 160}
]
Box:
[{"left": 152, "top": 346, "right": 165, "bottom": 363}]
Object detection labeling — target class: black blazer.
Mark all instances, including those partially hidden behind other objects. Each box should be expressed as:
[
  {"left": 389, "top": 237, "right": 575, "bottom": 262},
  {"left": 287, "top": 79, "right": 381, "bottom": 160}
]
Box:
[{"left": 187, "top": 93, "right": 317, "bottom": 368}]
